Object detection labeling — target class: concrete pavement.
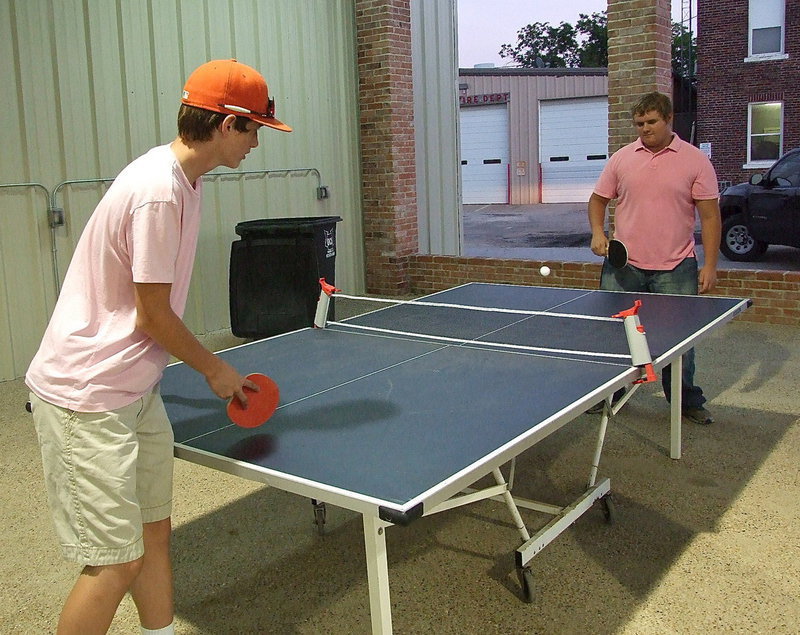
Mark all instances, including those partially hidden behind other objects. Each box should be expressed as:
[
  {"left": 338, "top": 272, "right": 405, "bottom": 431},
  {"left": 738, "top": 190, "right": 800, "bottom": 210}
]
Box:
[
  {"left": 462, "top": 203, "right": 800, "bottom": 271},
  {"left": 2, "top": 302, "right": 798, "bottom": 633}
]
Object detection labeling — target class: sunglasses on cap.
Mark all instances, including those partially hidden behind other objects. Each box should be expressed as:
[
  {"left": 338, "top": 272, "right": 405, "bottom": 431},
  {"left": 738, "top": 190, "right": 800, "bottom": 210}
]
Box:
[{"left": 219, "top": 98, "right": 275, "bottom": 119}]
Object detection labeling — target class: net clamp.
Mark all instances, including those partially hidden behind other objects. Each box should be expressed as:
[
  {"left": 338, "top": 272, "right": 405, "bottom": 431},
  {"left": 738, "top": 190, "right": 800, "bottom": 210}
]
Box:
[
  {"left": 314, "top": 278, "right": 342, "bottom": 328},
  {"left": 612, "top": 300, "right": 657, "bottom": 384}
]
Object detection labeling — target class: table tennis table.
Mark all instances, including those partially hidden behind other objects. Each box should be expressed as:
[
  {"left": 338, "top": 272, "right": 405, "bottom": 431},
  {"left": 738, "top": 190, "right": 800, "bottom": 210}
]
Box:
[{"left": 161, "top": 282, "right": 749, "bottom": 634}]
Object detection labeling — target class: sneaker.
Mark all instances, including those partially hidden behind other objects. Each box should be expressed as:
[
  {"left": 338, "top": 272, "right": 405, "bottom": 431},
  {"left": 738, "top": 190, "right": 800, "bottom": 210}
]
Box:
[{"left": 682, "top": 406, "right": 714, "bottom": 425}]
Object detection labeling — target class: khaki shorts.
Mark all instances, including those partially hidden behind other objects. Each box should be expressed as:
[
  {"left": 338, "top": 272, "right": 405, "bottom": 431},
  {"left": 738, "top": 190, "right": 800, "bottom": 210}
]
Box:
[{"left": 30, "top": 388, "right": 174, "bottom": 566}]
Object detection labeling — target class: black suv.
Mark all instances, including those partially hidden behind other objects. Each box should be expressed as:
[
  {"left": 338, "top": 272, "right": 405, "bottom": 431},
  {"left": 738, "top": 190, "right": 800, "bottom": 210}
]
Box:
[{"left": 719, "top": 148, "right": 800, "bottom": 261}]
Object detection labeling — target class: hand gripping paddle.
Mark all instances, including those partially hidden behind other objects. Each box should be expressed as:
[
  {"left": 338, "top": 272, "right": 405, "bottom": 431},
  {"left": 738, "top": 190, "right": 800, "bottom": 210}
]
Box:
[
  {"left": 607, "top": 238, "right": 628, "bottom": 269},
  {"left": 226, "top": 373, "right": 280, "bottom": 428}
]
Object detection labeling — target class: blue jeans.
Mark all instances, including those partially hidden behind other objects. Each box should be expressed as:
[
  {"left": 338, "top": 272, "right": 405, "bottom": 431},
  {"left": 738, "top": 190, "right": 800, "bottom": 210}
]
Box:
[{"left": 599, "top": 257, "right": 705, "bottom": 408}]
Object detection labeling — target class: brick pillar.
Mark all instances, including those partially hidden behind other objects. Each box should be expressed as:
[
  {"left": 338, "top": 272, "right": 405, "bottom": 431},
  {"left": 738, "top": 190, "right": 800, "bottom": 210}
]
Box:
[
  {"left": 355, "top": 0, "right": 418, "bottom": 295},
  {"left": 607, "top": 0, "right": 673, "bottom": 153}
]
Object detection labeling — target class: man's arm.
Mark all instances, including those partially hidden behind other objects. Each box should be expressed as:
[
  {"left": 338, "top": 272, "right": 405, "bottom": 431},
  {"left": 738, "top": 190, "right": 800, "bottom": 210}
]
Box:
[
  {"left": 695, "top": 198, "right": 721, "bottom": 293},
  {"left": 588, "top": 192, "right": 612, "bottom": 257},
  {"left": 134, "top": 282, "right": 253, "bottom": 404}
]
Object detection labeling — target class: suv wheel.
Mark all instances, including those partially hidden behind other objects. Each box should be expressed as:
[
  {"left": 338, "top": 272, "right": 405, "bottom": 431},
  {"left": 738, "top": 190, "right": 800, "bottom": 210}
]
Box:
[{"left": 720, "top": 214, "right": 768, "bottom": 261}]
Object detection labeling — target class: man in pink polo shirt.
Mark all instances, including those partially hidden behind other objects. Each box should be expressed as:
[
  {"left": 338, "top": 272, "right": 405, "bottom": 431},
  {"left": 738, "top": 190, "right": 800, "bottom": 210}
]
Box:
[
  {"left": 588, "top": 91, "right": 721, "bottom": 425},
  {"left": 26, "top": 59, "right": 292, "bottom": 634}
]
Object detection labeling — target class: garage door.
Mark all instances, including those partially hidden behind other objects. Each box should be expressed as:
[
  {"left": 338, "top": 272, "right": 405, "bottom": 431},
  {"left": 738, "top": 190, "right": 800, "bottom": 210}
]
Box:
[
  {"left": 459, "top": 104, "right": 509, "bottom": 204},
  {"left": 539, "top": 97, "right": 608, "bottom": 203}
]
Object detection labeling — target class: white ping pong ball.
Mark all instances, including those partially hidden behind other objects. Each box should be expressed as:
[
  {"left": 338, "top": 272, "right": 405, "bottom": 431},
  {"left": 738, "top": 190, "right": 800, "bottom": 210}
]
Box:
[{"left": 539, "top": 266, "right": 551, "bottom": 277}]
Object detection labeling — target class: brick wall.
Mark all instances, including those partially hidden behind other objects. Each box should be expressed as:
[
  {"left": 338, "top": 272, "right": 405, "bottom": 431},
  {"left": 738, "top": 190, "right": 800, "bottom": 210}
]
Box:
[
  {"left": 352, "top": 0, "right": 798, "bottom": 326},
  {"left": 607, "top": 0, "right": 672, "bottom": 153},
  {"left": 355, "top": 0, "right": 418, "bottom": 294},
  {"left": 697, "top": 1, "right": 800, "bottom": 186}
]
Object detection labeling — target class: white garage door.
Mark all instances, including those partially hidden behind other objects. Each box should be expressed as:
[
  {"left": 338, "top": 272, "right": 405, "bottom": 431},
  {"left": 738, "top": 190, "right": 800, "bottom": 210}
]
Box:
[
  {"left": 459, "top": 104, "right": 509, "bottom": 204},
  {"left": 539, "top": 97, "right": 608, "bottom": 203}
]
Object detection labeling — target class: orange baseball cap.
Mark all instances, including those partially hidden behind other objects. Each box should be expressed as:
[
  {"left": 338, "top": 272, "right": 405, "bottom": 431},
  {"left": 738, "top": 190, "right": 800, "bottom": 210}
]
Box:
[{"left": 181, "top": 59, "right": 291, "bottom": 132}]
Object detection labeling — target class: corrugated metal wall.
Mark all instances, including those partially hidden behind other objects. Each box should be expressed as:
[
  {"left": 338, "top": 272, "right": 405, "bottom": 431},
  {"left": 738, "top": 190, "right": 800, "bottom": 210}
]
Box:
[
  {"left": 458, "top": 72, "right": 608, "bottom": 204},
  {"left": 412, "top": 0, "right": 461, "bottom": 255},
  {"left": 0, "top": 0, "right": 364, "bottom": 380}
]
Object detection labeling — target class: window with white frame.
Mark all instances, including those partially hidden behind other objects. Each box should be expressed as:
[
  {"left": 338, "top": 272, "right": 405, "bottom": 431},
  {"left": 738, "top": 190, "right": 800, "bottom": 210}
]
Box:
[
  {"left": 747, "top": 0, "right": 786, "bottom": 59},
  {"left": 748, "top": 102, "right": 782, "bottom": 164}
]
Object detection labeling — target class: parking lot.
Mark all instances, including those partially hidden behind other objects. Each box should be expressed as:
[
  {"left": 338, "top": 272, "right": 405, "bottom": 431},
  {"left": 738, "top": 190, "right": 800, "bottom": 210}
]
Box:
[{"left": 462, "top": 203, "right": 800, "bottom": 271}]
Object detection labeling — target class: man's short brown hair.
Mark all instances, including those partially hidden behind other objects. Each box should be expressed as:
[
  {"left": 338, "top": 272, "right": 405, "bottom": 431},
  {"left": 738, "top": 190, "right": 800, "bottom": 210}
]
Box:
[
  {"left": 177, "top": 104, "right": 251, "bottom": 142},
  {"left": 631, "top": 91, "right": 673, "bottom": 121}
]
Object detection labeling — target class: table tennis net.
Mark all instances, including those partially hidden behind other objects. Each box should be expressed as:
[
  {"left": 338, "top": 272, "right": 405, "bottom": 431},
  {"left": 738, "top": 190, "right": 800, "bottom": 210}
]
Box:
[{"left": 324, "top": 292, "right": 632, "bottom": 364}]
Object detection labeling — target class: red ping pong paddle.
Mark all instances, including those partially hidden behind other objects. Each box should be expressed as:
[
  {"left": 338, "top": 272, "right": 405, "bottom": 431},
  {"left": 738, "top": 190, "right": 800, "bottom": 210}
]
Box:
[
  {"left": 226, "top": 373, "right": 280, "bottom": 428},
  {"left": 607, "top": 238, "right": 628, "bottom": 269}
]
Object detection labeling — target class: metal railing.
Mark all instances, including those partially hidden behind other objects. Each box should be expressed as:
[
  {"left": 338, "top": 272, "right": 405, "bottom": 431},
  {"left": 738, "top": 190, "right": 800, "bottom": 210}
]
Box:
[{"left": 2, "top": 167, "right": 328, "bottom": 294}]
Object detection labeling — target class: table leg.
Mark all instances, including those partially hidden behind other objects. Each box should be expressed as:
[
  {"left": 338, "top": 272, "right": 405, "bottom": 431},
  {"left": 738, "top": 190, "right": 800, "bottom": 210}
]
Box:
[
  {"left": 492, "top": 467, "right": 530, "bottom": 542},
  {"left": 363, "top": 514, "right": 393, "bottom": 634},
  {"left": 588, "top": 406, "right": 610, "bottom": 487},
  {"left": 670, "top": 355, "right": 682, "bottom": 460}
]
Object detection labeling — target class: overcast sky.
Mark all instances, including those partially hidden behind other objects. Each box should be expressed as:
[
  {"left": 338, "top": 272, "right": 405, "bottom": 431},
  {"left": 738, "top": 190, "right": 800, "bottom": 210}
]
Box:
[{"left": 457, "top": 0, "right": 689, "bottom": 68}]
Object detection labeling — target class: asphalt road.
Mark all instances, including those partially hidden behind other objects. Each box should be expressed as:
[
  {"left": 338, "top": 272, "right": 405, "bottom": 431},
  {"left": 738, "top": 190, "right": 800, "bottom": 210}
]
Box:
[{"left": 462, "top": 203, "right": 800, "bottom": 271}]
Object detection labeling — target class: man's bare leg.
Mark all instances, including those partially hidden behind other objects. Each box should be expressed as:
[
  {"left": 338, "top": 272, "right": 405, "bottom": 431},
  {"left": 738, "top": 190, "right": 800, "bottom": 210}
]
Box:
[
  {"left": 57, "top": 559, "right": 143, "bottom": 634},
  {"left": 130, "top": 517, "right": 174, "bottom": 630}
]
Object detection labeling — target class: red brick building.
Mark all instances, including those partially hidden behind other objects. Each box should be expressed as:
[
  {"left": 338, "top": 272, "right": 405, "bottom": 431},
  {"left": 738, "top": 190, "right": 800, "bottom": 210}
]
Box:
[{"left": 697, "top": 0, "right": 799, "bottom": 188}]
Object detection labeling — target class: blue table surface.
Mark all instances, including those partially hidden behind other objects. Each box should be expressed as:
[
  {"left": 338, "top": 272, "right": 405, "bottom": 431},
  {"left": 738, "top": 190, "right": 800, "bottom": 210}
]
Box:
[{"left": 161, "top": 284, "right": 748, "bottom": 508}]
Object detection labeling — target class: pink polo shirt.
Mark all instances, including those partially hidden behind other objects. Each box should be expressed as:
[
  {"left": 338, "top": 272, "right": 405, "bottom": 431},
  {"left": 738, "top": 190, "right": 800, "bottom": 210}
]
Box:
[
  {"left": 26, "top": 144, "right": 202, "bottom": 412},
  {"left": 593, "top": 133, "right": 719, "bottom": 270}
]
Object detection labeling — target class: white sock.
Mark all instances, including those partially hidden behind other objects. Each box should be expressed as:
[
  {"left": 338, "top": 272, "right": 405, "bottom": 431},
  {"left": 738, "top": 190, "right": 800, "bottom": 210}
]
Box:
[{"left": 140, "top": 621, "right": 175, "bottom": 635}]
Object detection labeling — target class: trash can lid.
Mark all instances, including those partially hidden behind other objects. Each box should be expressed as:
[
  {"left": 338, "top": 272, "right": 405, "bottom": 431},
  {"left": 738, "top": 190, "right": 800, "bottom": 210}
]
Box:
[{"left": 235, "top": 216, "right": 342, "bottom": 238}]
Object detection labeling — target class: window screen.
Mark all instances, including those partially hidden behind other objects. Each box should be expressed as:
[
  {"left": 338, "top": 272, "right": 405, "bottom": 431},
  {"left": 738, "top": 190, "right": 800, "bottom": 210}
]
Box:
[
  {"left": 749, "top": 102, "right": 782, "bottom": 162},
  {"left": 752, "top": 26, "right": 782, "bottom": 54},
  {"left": 749, "top": 0, "right": 784, "bottom": 56}
]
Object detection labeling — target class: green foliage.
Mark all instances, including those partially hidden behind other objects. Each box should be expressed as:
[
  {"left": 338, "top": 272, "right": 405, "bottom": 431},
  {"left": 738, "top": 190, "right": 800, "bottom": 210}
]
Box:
[
  {"left": 672, "top": 22, "right": 696, "bottom": 79},
  {"left": 498, "top": 11, "right": 695, "bottom": 79},
  {"left": 575, "top": 12, "right": 608, "bottom": 67},
  {"left": 499, "top": 21, "right": 579, "bottom": 68},
  {"left": 499, "top": 13, "right": 606, "bottom": 68}
]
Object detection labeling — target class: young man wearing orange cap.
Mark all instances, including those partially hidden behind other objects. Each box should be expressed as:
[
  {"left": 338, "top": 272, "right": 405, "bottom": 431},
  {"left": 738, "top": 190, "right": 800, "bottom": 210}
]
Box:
[{"left": 26, "top": 59, "right": 291, "bottom": 635}]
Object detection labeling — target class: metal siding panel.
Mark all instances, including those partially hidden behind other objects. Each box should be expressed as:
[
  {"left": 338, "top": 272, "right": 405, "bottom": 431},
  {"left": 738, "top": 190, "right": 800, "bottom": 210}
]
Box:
[
  {"left": 413, "top": 0, "right": 460, "bottom": 255},
  {"left": 118, "top": 1, "right": 160, "bottom": 158},
  {"left": 151, "top": 1, "right": 185, "bottom": 143},
  {"left": 206, "top": 1, "right": 234, "bottom": 56},
  {"left": 0, "top": 187, "right": 52, "bottom": 380},
  {"left": 53, "top": 3, "right": 99, "bottom": 177},
  {"left": 14, "top": 2, "right": 63, "bottom": 180},
  {"left": 85, "top": 0, "right": 132, "bottom": 175},
  {"left": 321, "top": 0, "right": 364, "bottom": 290},
  {"left": 1, "top": 1, "right": 62, "bottom": 379},
  {"left": 0, "top": 2, "right": 26, "bottom": 183},
  {"left": 458, "top": 72, "right": 611, "bottom": 205},
  {"left": 177, "top": 1, "right": 211, "bottom": 75},
  {"left": 0, "top": 0, "right": 364, "bottom": 379},
  {"left": 512, "top": 75, "right": 536, "bottom": 204}
]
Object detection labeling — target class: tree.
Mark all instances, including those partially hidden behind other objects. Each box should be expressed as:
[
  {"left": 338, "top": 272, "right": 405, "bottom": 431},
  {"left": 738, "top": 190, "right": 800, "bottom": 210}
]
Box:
[
  {"left": 672, "top": 22, "right": 696, "bottom": 80},
  {"left": 499, "top": 12, "right": 607, "bottom": 68},
  {"left": 499, "top": 11, "right": 695, "bottom": 81},
  {"left": 575, "top": 12, "right": 608, "bottom": 67},
  {"left": 499, "top": 21, "right": 581, "bottom": 68}
]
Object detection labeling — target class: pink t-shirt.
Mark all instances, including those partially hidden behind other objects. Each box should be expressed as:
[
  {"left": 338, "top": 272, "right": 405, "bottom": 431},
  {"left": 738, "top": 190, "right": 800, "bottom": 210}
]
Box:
[
  {"left": 593, "top": 133, "right": 719, "bottom": 270},
  {"left": 26, "top": 144, "right": 202, "bottom": 412}
]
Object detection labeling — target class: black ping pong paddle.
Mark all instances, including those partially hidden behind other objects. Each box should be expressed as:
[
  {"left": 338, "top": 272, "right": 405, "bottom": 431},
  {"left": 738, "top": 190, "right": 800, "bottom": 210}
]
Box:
[{"left": 607, "top": 238, "right": 628, "bottom": 269}]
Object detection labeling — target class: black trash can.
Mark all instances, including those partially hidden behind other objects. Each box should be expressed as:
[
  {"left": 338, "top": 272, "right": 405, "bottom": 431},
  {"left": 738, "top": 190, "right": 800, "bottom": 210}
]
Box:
[{"left": 229, "top": 216, "right": 342, "bottom": 338}]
